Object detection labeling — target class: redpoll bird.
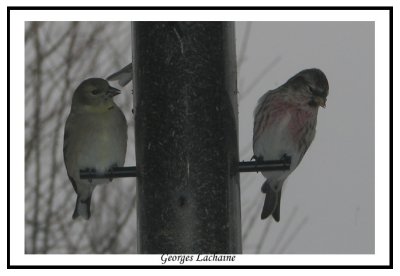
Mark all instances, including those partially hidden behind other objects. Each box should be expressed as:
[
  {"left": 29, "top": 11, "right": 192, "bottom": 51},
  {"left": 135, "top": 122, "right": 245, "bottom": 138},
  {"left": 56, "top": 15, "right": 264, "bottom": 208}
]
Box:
[
  {"left": 63, "top": 78, "right": 127, "bottom": 220},
  {"left": 253, "top": 68, "right": 329, "bottom": 222}
]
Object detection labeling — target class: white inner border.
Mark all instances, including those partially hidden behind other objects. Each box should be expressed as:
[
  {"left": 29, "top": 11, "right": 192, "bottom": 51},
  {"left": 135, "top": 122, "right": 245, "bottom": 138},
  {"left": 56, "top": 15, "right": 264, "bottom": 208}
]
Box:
[{"left": 9, "top": 9, "right": 390, "bottom": 266}]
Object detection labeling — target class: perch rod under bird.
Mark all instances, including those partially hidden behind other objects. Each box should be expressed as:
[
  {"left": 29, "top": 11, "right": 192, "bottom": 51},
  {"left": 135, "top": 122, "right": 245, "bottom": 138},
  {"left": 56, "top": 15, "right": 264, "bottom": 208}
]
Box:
[{"left": 80, "top": 158, "right": 291, "bottom": 180}]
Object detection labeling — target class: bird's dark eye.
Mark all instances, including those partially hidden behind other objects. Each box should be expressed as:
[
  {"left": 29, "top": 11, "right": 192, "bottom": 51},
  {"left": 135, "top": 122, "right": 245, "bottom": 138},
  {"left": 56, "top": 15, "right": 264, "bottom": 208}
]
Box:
[
  {"left": 309, "top": 84, "right": 328, "bottom": 97},
  {"left": 309, "top": 85, "right": 322, "bottom": 96},
  {"left": 91, "top": 89, "right": 101, "bottom": 95}
]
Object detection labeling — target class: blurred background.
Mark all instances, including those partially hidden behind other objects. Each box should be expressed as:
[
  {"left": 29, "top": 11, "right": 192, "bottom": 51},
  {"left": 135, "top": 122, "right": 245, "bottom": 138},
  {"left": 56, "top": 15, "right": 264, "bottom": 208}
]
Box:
[{"left": 24, "top": 21, "right": 374, "bottom": 254}]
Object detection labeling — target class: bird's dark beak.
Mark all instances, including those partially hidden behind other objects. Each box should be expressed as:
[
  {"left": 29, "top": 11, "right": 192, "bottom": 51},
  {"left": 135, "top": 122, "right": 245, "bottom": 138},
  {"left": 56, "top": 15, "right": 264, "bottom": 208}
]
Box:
[
  {"left": 314, "top": 96, "right": 327, "bottom": 108},
  {"left": 106, "top": 85, "right": 121, "bottom": 97}
]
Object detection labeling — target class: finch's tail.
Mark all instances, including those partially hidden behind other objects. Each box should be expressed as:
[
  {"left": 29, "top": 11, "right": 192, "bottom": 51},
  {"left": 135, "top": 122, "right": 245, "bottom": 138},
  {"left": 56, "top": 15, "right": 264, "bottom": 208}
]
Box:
[
  {"left": 72, "top": 195, "right": 92, "bottom": 220},
  {"left": 106, "top": 63, "right": 132, "bottom": 87},
  {"left": 261, "top": 180, "right": 282, "bottom": 222}
]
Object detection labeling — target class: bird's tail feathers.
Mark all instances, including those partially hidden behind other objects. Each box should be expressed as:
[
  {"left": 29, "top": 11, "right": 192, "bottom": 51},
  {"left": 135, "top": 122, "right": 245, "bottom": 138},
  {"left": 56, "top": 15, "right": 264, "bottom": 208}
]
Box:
[
  {"left": 261, "top": 179, "right": 270, "bottom": 193},
  {"left": 261, "top": 180, "right": 282, "bottom": 222},
  {"left": 106, "top": 64, "right": 132, "bottom": 87},
  {"left": 272, "top": 190, "right": 281, "bottom": 222},
  {"left": 72, "top": 195, "right": 92, "bottom": 220}
]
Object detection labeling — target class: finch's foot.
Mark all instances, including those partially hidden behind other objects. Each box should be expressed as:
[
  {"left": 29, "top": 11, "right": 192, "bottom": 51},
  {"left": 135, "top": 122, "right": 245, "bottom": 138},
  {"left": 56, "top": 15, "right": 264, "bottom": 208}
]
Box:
[
  {"left": 251, "top": 155, "right": 264, "bottom": 173},
  {"left": 280, "top": 154, "right": 292, "bottom": 167},
  {"left": 82, "top": 168, "right": 97, "bottom": 183},
  {"left": 251, "top": 155, "right": 264, "bottom": 162},
  {"left": 108, "top": 168, "right": 114, "bottom": 181},
  {"left": 108, "top": 163, "right": 119, "bottom": 181}
]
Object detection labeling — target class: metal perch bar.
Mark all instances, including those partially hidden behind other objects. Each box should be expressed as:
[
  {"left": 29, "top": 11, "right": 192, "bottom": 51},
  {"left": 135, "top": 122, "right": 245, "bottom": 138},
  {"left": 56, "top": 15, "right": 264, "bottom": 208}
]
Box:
[
  {"left": 79, "top": 158, "right": 291, "bottom": 180},
  {"left": 238, "top": 158, "right": 291, "bottom": 172}
]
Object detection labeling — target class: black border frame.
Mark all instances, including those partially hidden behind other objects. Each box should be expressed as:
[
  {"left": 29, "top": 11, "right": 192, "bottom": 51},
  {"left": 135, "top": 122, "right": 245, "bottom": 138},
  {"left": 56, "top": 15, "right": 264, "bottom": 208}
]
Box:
[{"left": 8, "top": 6, "right": 393, "bottom": 269}]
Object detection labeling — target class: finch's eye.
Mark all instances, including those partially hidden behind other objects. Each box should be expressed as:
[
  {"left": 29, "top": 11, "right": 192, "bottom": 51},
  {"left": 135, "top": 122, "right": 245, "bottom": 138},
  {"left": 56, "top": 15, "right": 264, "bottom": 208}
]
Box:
[
  {"left": 91, "top": 89, "right": 102, "bottom": 95},
  {"left": 309, "top": 86, "right": 321, "bottom": 96}
]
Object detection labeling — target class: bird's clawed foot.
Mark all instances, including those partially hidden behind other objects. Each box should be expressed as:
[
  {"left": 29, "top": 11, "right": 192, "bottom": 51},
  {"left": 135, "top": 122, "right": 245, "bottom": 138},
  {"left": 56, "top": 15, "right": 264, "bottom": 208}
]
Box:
[
  {"left": 82, "top": 168, "right": 97, "bottom": 183},
  {"left": 251, "top": 155, "right": 264, "bottom": 162},
  {"left": 280, "top": 154, "right": 292, "bottom": 167},
  {"left": 251, "top": 155, "right": 264, "bottom": 173},
  {"left": 107, "top": 169, "right": 113, "bottom": 181},
  {"left": 108, "top": 164, "right": 118, "bottom": 181}
]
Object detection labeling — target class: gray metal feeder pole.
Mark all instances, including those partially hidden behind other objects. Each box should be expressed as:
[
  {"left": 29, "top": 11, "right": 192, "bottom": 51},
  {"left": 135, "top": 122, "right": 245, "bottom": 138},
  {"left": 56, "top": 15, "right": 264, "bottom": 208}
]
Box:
[{"left": 133, "top": 22, "right": 241, "bottom": 254}]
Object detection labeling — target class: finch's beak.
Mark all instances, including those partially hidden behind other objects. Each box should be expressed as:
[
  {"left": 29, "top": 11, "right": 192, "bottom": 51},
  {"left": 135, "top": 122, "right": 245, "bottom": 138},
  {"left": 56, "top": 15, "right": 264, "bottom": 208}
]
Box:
[
  {"left": 315, "top": 96, "right": 327, "bottom": 108},
  {"left": 106, "top": 85, "right": 121, "bottom": 97}
]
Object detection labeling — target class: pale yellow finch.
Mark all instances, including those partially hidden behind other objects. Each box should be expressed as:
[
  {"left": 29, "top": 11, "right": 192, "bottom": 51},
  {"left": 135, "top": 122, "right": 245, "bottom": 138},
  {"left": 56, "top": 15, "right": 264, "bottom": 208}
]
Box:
[{"left": 63, "top": 78, "right": 127, "bottom": 220}]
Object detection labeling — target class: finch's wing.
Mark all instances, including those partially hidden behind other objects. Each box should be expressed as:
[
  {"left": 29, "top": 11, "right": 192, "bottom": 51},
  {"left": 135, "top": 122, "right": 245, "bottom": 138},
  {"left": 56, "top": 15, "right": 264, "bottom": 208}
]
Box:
[
  {"left": 253, "top": 88, "right": 285, "bottom": 147},
  {"left": 63, "top": 112, "right": 79, "bottom": 193},
  {"left": 296, "top": 121, "right": 317, "bottom": 165},
  {"left": 63, "top": 113, "right": 75, "bottom": 168},
  {"left": 67, "top": 174, "right": 78, "bottom": 193}
]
